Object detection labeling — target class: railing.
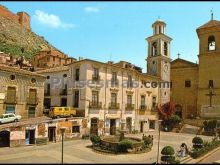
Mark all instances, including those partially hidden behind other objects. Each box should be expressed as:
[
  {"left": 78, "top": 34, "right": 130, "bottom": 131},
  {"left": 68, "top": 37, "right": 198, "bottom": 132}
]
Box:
[
  {"left": 27, "top": 97, "right": 38, "bottom": 105},
  {"left": 5, "top": 96, "right": 17, "bottom": 104},
  {"left": 139, "top": 105, "right": 147, "bottom": 110},
  {"left": 60, "top": 89, "right": 67, "bottom": 95},
  {"left": 125, "top": 103, "right": 135, "bottom": 110},
  {"left": 89, "top": 102, "right": 102, "bottom": 109},
  {"left": 92, "top": 75, "right": 100, "bottom": 81},
  {"left": 109, "top": 102, "right": 120, "bottom": 109}
]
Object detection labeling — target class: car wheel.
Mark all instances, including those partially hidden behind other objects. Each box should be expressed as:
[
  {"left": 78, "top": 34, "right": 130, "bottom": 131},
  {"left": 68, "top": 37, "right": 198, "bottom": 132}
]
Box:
[
  {"left": 70, "top": 114, "right": 74, "bottom": 117},
  {"left": 56, "top": 116, "right": 60, "bottom": 119},
  {"left": 14, "top": 119, "right": 18, "bottom": 122}
]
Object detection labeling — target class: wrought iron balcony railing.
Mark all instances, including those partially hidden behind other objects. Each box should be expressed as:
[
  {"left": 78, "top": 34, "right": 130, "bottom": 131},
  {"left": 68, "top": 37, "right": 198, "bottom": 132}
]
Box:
[
  {"left": 125, "top": 103, "right": 135, "bottom": 110},
  {"left": 89, "top": 101, "right": 102, "bottom": 109},
  {"left": 109, "top": 102, "right": 120, "bottom": 109}
]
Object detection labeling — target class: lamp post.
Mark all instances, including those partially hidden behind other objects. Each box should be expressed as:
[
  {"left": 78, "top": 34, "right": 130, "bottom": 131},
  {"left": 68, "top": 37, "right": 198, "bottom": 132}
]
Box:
[
  {"left": 157, "top": 120, "right": 162, "bottom": 164},
  {"left": 60, "top": 127, "right": 66, "bottom": 164}
]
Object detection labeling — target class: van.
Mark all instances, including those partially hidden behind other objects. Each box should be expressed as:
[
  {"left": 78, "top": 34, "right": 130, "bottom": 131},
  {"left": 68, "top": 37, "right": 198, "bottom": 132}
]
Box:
[{"left": 49, "top": 107, "right": 76, "bottom": 119}]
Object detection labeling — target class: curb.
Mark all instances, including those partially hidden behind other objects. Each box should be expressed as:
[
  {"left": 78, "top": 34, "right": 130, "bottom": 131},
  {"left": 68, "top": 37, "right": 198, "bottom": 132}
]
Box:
[{"left": 187, "top": 146, "right": 220, "bottom": 164}]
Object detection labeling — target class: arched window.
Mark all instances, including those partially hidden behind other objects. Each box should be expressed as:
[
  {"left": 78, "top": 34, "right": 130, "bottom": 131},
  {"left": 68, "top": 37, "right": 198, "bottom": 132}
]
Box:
[
  {"left": 152, "top": 42, "right": 157, "bottom": 56},
  {"left": 164, "top": 42, "right": 168, "bottom": 56},
  {"left": 208, "top": 36, "right": 216, "bottom": 51}
]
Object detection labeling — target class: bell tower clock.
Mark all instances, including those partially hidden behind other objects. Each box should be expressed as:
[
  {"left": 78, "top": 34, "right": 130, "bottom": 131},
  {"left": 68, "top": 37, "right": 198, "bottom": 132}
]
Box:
[{"left": 146, "top": 19, "right": 172, "bottom": 105}]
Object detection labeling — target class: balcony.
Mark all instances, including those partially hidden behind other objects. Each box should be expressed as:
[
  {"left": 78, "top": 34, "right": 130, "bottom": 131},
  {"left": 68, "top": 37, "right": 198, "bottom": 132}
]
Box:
[
  {"left": 27, "top": 98, "right": 38, "bottom": 105},
  {"left": 125, "top": 103, "right": 135, "bottom": 110},
  {"left": 5, "top": 96, "right": 17, "bottom": 104},
  {"left": 109, "top": 102, "right": 120, "bottom": 109},
  {"left": 89, "top": 102, "right": 102, "bottom": 109},
  {"left": 139, "top": 105, "right": 147, "bottom": 110},
  {"left": 92, "top": 75, "right": 100, "bottom": 82},
  {"left": 60, "top": 89, "right": 67, "bottom": 95}
]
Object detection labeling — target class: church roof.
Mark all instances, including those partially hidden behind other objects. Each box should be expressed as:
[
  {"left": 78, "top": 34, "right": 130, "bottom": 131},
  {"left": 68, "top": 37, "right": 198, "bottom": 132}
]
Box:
[
  {"left": 152, "top": 19, "right": 166, "bottom": 26},
  {"left": 197, "top": 20, "right": 220, "bottom": 30},
  {"left": 171, "top": 58, "right": 198, "bottom": 69}
]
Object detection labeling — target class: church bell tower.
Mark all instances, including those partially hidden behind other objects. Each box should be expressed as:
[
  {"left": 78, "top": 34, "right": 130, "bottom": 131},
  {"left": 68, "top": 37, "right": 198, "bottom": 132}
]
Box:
[{"left": 146, "top": 19, "right": 172, "bottom": 105}]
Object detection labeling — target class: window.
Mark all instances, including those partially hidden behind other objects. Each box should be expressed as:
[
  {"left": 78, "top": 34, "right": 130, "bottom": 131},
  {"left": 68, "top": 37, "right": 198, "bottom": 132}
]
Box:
[
  {"left": 159, "top": 26, "right": 161, "bottom": 34},
  {"left": 127, "top": 95, "right": 132, "bottom": 105},
  {"left": 152, "top": 42, "right": 157, "bottom": 56},
  {"left": 209, "top": 80, "right": 214, "bottom": 88},
  {"left": 72, "top": 126, "right": 80, "bottom": 133},
  {"left": 141, "top": 96, "right": 145, "bottom": 106},
  {"left": 6, "top": 105, "right": 15, "bottom": 114},
  {"left": 164, "top": 42, "right": 168, "bottom": 56},
  {"left": 28, "top": 106, "right": 35, "bottom": 118},
  {"left": 75, "top": 68, "right": 80, "bottom": 81},
  {"left": 127, "top": 75, "right": 133, "bottom": 88},
  {"left": 208, "top": 36, "right": 216, "bottom": 51},
  {"left": 111, "top": 93, "right": 117, "bottom": 104},
  {"left": 28, "top": 89, "right": 37, "bottom": 104},
  {"left": 63, "top": 74, "right": 67, "bottom": 78},
  {"left": 61, "top": 98, "right": 67, "bottom": 106},
  {"left": 74, "top": 90, "right": 79, "bottom": 107},
  {"left": 185, "top": 80, "right": 191, "bottom": 88},
  {"left": 152, "top": 96, "right": 157, "bottom": 111},
  {"left": 31, "top": 78, "right": 36, "bottom": 83},
  {"left": 53, "top": 57, "right": 55, "bottom": 61},
  {"left": 10, "top": 75, "right": 15, "bottom": 80},
  {"left": 6, "top": 87, "right": 16, "bottom": 103},
  {"left": 92, "top": 91, "right": 99, "bottom": 104},
  {"left": 93, "top": 68, "right": 99, "bottom": 80},
  {"left": 47, "top": 76, "right": 50, "bottom": 79},
  {"left": 46, "top": 84, "right": 50, "bottom": 95}
]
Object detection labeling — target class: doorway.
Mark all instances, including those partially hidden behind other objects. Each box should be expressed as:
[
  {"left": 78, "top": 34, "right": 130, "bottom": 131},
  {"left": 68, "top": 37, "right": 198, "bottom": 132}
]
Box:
[
  {"left": 175, "top": 105, "right": 182, "bottom": 118},
  {"left": 140, "top": 121, "right": 144, "bottom": 133},
  {"left": 126, "top": 117, "right": 132, "bottom": 133},
  {"left": 0, "top": 130, "right": 10, "bottom": 147},
  {"left": 48, "top": 127, "right": 56, "bottom": 142},
  {"left": 90, "top": 118, "right": 98, "bottom": 135},
  {"left": 25, "top": 130, "right": 35, "bottom": 145},
  {"left": 149, "top": 120, "right": 155, "bottom": 130},
  {"left": 110, "top": 119, "right": 116, "bottom": 135}
]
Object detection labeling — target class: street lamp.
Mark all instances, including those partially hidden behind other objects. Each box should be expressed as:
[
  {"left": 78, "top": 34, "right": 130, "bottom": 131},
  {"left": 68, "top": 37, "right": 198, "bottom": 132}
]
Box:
[
  {"left": 157, "top": 120, "right": 162, "bottom": 164},
  {"left": 60, "top": 127, "right": 66, "bottom": 164}
]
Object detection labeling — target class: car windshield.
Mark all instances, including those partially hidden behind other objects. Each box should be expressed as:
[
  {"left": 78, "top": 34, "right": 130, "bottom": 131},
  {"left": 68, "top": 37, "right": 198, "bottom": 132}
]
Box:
[{"left": 0, "top": 115, "right": 3, "bottom": 118}]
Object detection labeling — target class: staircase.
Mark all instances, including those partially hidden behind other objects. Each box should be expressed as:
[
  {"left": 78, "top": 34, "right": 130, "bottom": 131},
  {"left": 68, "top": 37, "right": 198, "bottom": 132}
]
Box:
[
  {"left": 180, "top": 155, "right": 192, "bottom": 164},
  {"left": 180, "top": 124, "right": 200, "bottom": 135}
]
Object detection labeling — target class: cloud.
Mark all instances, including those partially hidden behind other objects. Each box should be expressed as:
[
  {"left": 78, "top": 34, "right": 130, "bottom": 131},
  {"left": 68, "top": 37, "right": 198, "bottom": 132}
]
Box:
[
  {"left": 33, "top": 10, "right": 75, "bottom": 29},
  {"left": 84, "top": 7, "right": 100, "bottom": 13}
]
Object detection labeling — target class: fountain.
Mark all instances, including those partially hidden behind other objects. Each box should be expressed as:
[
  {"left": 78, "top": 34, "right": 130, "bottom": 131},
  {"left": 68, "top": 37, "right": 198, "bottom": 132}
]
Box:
[{"left": 91, "top": 120, "right": 153, "bottom": 154}]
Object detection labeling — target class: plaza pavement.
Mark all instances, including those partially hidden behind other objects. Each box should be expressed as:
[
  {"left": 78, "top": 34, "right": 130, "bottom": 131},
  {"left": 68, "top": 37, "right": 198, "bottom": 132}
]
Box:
[{"left": 0, "top": 131, "right": 213, "bottom": 164}]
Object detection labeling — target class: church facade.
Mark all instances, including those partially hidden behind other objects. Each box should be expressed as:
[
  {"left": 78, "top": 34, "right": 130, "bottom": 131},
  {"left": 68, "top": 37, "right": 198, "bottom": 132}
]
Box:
[{"left": 171, "top": 17, "right": 220, "bottom": 119}]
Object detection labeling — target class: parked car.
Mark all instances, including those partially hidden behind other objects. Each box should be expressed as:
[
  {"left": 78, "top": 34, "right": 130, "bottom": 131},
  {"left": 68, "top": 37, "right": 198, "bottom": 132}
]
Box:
[
  {"left": 49, "top": 107, "right": 76, "bottom": 119},
  {"left": 0, "top": 113, "right": 21, "bottom": 124}
]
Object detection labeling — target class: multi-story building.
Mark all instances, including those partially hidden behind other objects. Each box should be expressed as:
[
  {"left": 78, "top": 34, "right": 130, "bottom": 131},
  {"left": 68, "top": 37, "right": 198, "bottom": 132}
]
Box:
[
  {"left": 0, "top": 64, "right": 46, "bottom": 119},
  {"left": 31, "top": 47, "right": 76, "bottom": 69},
  {"left": 37, "top": 19, "right": 172, "bottom": 135}
]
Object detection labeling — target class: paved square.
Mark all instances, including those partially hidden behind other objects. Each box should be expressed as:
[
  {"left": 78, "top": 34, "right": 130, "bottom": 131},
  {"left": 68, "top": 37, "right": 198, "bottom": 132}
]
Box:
[{"left": 0, "top": 132, "right": 213, "bottom": 163}]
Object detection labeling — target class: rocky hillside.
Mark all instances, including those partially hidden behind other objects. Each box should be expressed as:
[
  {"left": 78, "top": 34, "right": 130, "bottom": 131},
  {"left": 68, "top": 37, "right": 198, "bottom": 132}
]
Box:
[{"left": 0, "top": 15, "right": 55, "bottom": 59}]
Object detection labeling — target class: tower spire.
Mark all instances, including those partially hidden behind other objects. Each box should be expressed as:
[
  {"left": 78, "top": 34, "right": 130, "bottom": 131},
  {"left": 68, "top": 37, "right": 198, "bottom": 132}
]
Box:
[{"left": 211, "top": 9, "right": 214, "bottom": 20}]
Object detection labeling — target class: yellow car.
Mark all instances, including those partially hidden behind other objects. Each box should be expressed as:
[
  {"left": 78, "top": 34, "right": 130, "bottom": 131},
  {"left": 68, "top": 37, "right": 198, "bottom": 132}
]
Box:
[{"left": 49, "top": 107, "right": 76, "bottom": 119}]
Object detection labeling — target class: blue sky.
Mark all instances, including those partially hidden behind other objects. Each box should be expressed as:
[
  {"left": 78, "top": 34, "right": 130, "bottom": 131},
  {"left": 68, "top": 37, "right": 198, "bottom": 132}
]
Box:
[{"left": 1, "top": 1, "right": 220, "bottom": 72}]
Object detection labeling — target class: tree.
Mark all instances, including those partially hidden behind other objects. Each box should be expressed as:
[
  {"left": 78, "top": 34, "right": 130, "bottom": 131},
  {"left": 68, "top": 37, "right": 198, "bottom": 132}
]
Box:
[{"left": 157, "top": 101, "right": 176, "bottom": 120}]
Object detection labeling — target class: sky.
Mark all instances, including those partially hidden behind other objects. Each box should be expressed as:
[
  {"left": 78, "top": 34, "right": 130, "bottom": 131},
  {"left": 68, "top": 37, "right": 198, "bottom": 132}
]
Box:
[{"left": 1, "top": 1, "right": 220, "bottom": 72}]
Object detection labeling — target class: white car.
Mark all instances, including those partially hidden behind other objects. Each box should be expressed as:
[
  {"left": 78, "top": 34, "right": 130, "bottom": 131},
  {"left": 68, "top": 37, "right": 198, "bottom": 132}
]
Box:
[{"left": 0, "top": 113, "right": 21, "bottom": 124}]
